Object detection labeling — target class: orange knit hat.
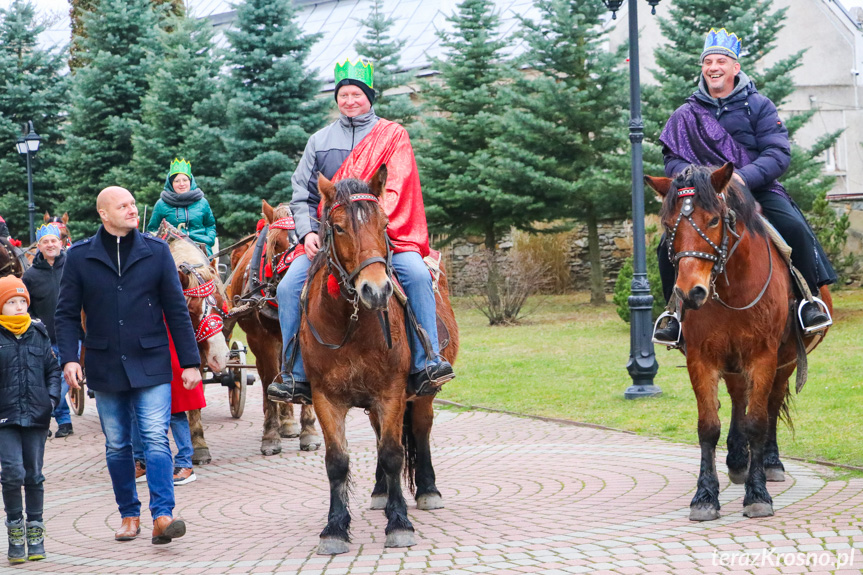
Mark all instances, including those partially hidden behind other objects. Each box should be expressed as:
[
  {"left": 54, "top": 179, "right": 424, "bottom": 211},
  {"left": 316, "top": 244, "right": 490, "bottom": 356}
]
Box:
[{"left": 0, "top": 276, "right": 29, "bottom": 309}]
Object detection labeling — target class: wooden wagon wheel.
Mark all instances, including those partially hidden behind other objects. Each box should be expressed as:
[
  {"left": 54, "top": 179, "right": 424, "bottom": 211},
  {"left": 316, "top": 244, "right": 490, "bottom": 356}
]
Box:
[
  {"left": 68, "top": 384, "right": 86, "bottom": 416},
  {"left": 228, "top": 340, "right": 248, "bottom": 419}
]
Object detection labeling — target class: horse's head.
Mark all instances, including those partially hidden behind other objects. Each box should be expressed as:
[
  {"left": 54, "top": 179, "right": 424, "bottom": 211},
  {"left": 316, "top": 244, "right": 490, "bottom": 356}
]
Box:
[
  {"left": 43, "top": 211, "right": 71, "bottom": 246},
  {"left": 646, "top": 162, "right": 764, "bottom": 310},
  {"left": 317, "top": 165, "right": 393, "bottom": 311},
  {"left": 262, "top": 200, "right": 299, "bottom": 280},
  {"left": 169, "top": 237, "right": 230, "bottom": 373}
]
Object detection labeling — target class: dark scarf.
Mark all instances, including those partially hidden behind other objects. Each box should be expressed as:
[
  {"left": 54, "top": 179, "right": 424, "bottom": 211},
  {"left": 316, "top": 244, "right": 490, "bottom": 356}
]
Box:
[
  {"left": 659, "top": 96, "right": 789, "bottom": 199},
  {"left": 160, "top": 187, "right": 204, "bottom": 207}
]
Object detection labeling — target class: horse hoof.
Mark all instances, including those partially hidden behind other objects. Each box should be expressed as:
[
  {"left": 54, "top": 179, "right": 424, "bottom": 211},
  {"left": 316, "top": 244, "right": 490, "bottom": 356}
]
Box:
[
  {"left": 728, "top": 468, "right": 748, "bottom": 484},
  {"left": 689, "top": 506, "right": 720, "bottom": 521},
  {"left": 300, "top": 434, "right": 322, "bottom": 451},
  {"left": 416, "top": 493, "right": 444, "bottom": 510},
  {"left": 192, "top": 447, "right": 211, "bottom": 465},
  {"left": 317, "top": 537, "right": 349, "bottom": 555},
  {"left": 370, "top": 495, "right": 387, "bottom": 510},
  {"left": 260, "top": 439, "right": 282, "bottom": 456},
  {"left": 743, "top": 503, "right": 774, "bottom": 518},
  {"left": 279, "top": 422, "right": 300, "bottom": 438},
  {"left": 384, "top": 529, "right": 416, "bottom": 548},
  {"left": 765, "top": 467, "right": 785, "bottom": 482}
]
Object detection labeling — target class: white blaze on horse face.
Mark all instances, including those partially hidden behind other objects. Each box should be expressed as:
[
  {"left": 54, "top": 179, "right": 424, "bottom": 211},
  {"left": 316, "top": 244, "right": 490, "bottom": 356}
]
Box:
[{"left": 204, "top": 332, "right": 229, "bottom": 373}]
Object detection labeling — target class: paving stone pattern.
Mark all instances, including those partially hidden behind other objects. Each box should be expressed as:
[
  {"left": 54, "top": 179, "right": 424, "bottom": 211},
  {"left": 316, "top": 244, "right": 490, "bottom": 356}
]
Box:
[{"left": 11, "top": 385, "right": 863, "bottom": 575}]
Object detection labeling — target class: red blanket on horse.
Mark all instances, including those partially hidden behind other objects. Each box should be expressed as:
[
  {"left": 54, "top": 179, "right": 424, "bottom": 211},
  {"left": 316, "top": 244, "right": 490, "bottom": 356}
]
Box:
[{"left": 322, "top": 119, "right": 430, "bottom": 257}]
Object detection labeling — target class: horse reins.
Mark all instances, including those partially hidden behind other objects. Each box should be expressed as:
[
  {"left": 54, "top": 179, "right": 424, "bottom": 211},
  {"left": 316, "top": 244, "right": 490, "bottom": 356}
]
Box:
[
  {"left": 668, "top": 187, "right": 774, "bottom": 311},
  {"left": 302, "top": 193, "right": 395, "bottom": 350}
]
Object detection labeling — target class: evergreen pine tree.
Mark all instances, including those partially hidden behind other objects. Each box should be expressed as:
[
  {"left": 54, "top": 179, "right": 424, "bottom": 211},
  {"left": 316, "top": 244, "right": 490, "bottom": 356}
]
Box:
[
  {"left": 0, "top": 0, "right": 69, "bottom": 240},
  {"left": 354, "top": 0, "right": 418, "bottom": 125},
  {"left": 417, "top": 0, "right": 519, "bottom": 320},
  {"left": 480, "top": 0, "right": 629, "bottom": 304},
  {"left": 217, "top": 0, "right": 328, "bottom": 237},
  {"left": 61, "top": 0, "right": 160, "bottom": 238},
  {"left": 128, "top": 14, "right": 224, "bottom": 217}
]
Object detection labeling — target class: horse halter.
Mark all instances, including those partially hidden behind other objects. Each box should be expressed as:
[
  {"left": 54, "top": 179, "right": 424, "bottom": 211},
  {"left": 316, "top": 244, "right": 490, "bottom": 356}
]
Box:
[
  {"left": 324, "top": 193, "right": 393, "bottom": 306},
  {"left": 179, "top": 262, "right": 224, "bottom": 343},
  {"left": 667, "top": 186, "right": 773, "bottom": 311},
  {"left": 268, "top": 215, "right": 301, "bottom": 275}
]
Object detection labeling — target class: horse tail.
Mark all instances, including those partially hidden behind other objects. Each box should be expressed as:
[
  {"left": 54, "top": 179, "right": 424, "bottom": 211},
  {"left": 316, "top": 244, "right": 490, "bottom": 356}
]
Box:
[
  {"left": 779, "top": 381, "right": 795, "bottom": 436},
  {"left": 402, "top": 402, "right": 417, "bottom": 495}
]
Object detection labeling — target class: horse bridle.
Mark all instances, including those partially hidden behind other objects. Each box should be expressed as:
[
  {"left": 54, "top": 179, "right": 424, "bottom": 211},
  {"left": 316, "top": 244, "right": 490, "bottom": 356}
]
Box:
[
  {"left": 667, "top": 186, "right": 773, "bottom": 311},
  {"left": 302, "top": 193, "right": 394, "bottom": 350},
  {"left": 0, "top": 238, "right": 21, "bottom": 277},
  {"left": 178, "top": 262, "right": 225, "bottom": 343}
]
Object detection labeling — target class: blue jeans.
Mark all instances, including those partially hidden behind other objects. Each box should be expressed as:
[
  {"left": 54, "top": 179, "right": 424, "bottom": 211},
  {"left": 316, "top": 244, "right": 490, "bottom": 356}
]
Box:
[
  {"left": 276, "top": 249, "right": 440, "bottom": 378},
  {"left": 51, "top": 344, "right": 71, "bottom": 425},
  {"left": 131, "top": 412, "right": 193, "bottom": 469},
  {"left": 94, "top": 384, "right": 174, "bottom": 519}
]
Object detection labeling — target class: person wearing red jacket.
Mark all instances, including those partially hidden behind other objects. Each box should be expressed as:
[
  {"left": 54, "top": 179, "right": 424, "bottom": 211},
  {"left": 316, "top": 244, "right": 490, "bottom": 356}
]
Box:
[{"left": 268, "top": 58, "right": 454, "bottom": 405}]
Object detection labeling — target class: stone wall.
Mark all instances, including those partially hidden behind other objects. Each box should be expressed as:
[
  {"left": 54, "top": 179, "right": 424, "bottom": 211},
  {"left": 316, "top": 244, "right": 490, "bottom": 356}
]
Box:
[{"left": 438, "top": 216, "right": 660, "bottom": 296}]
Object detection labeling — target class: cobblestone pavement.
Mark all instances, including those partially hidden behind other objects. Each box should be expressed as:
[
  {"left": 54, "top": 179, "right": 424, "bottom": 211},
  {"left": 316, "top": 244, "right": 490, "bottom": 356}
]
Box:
[{"left": 8, "top": 383, "right": 863, "bottom": 575}]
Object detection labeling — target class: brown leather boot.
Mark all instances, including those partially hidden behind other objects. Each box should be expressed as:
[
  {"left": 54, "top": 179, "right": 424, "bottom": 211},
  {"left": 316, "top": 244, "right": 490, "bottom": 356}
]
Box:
[
  {"left": 151, "top": 516, "right": 186, "bottom": 545},
  {"left": 114, "top": 517, "right": 140, "bottom": 541}
]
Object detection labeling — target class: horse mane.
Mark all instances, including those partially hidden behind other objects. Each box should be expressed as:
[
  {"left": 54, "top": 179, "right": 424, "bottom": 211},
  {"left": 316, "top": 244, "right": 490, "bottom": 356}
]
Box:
[
  {"left": 160, "top": 224, "right": 226, "bottom": 296},
  {"left": 308, "top": 178, "right": 380, "bottom": 279},
  {"left": 266, "top": 203, "right": 292, "bottom": 264},
  {"left": 661, "top": 165, "right": 766, "bottom": 237}
]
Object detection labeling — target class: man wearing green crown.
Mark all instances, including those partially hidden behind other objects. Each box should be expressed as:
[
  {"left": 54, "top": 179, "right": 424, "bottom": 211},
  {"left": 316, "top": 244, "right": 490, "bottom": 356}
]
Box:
[
  {"left": 147, "top": 159, "right": 217, "bottom": 256},
  {"left": 652, "top": 28, "right": 837, "bottom": 345},
  {"left": 268, "top": 58, "right": 454, "bottom": 404}
]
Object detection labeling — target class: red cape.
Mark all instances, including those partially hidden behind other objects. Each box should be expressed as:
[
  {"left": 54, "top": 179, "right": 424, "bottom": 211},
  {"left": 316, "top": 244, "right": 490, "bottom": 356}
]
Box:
[
  {"left": 167, "top": 329, "right": 206, "bottom": 414},
  {"left": 330, "top": 119, "right": 430, "bottom": 256}
]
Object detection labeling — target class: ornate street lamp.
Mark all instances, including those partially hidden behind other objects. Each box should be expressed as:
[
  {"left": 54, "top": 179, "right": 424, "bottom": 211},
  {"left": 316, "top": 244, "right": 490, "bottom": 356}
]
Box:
[
  {"left": 603, "top": 0, "right": 663, "bottom": 399},
  {"left": 15, "top": 121, "right": 41, "bottom": 244}
]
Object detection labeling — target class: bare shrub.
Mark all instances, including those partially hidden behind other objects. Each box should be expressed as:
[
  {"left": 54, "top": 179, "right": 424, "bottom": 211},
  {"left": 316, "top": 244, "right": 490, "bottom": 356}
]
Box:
[
  {"left": 470, "top": 247, "right": 553, "bottom": 325},
  {"left": 511, "top": 228, "right": 572, "bottom": 294}
]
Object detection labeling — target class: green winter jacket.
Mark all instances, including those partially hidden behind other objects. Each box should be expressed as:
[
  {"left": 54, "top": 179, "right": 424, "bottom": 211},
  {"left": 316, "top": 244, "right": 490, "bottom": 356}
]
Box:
[{"left": 147, "top": 172, "right": 217, "bottom": 254}]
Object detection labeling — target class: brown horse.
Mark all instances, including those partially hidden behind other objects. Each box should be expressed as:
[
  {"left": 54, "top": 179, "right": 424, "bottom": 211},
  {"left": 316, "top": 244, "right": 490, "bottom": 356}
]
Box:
[
  {"left": 0, "top": 237, "right": 26, "bottom": 278},
  {"left": 226, "top": 202, "right": 320, "bottom": 456},
  {"left": 299, "top": 167, "right": 459, "bottom": 555},
  {"left": 159, "top": 223, "right": 230, "bottom": 463},
  {"left": 646, "top": 163, "right": 831, "bottom": 521}
]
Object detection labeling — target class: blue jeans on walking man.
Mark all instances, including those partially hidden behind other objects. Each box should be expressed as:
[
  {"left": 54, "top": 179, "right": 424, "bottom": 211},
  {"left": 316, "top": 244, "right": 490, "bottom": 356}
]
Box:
[
  {"left": 276, "top": 250, "right": 441, "bottom": 382},
  {"left": 94, "top": 384, "right": 175, "bottom": 519},
  {"left": 132, "top": 412, "right": 193, "bottom": 469}
]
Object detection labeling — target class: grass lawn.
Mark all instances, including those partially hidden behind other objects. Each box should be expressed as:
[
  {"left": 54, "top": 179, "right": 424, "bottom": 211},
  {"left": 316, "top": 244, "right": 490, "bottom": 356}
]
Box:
[{"left": 441, "top": 290, "right": 863, "bottom": 470}]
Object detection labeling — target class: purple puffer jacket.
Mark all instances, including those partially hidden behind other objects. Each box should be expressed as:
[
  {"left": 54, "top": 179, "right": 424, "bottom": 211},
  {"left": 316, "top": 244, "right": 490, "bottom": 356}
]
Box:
[{"left": 662, "top": 72, "right": 791, "bottom": 194}]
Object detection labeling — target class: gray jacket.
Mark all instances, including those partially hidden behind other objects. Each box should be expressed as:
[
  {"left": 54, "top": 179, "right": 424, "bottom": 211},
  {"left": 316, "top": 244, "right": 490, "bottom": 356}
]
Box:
[{"left": 291, "top": 109, "right": 381, "bottom": 239}]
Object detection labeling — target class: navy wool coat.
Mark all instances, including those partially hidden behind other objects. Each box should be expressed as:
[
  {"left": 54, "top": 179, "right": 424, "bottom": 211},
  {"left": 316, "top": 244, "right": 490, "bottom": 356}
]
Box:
[{"left": 55, "top": 227, "right": 200, "bottom": 392}]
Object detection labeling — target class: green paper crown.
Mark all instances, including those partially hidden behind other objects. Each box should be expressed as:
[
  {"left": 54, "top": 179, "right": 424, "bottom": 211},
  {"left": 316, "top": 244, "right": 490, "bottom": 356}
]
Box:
[
  {"left": 169, "top": 158, "right": 192, "bottom": 178},
  {"left": 334, "top": 58, "right": 374, "bottom": 88}
]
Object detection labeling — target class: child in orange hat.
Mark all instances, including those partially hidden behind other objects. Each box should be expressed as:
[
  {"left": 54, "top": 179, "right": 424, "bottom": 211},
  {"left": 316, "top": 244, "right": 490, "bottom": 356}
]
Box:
[{"left": 0, "top": 277, "right": 61, "bottom": 563}]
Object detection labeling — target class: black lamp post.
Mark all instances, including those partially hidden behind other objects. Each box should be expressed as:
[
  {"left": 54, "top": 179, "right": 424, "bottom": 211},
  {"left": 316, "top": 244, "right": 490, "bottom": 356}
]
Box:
[
  {"left": 603, "top": 0, "right": 662, "bottom": 399},
  {"left": 15, "top": 121, "right": 41, "bottom": 245}
]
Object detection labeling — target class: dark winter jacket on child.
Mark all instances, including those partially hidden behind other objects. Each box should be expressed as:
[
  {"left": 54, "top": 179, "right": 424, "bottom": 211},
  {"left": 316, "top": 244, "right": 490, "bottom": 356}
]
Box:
[{"left": 0, "top": 320, "right": 62, "bottom": 428}]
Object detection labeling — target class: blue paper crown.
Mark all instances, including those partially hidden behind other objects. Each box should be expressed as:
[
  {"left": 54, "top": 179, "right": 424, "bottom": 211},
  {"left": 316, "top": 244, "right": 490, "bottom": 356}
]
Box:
[
  {"left": 36, "top": 223, "right": 61, "bottom": 242},
  {"left": 701, "top": 28, "right": 742, "bottom": 62}
]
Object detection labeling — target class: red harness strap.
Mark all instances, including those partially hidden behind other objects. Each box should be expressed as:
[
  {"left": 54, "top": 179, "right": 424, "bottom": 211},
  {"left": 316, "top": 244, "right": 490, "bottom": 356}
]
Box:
[
  {"left": 194, "top": 313, "right": 224, "bottom": 343},
  {"left": 183, "top": 279, "right": 216, "bottom": 298}
]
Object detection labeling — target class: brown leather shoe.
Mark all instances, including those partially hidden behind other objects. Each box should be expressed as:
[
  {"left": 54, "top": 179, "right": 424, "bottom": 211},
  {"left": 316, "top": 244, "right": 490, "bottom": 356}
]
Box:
[
  {"left": 151, "top": 516, "right": 186, "bottom": 545},
  {"left": 114, "top": 517, "right": 140, "bottom": 541}
]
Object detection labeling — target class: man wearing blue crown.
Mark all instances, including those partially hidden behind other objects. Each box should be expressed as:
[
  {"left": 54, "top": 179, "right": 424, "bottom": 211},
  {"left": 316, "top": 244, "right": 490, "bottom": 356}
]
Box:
[
  {"left": 653, "top": 28, "right": 837, "bottom": 345},
  {"left": 22, "top": 224, "right": 75, "bottom": 438},
  {"left": 268, "top": 58, "right": 454, "bottom": 404}
]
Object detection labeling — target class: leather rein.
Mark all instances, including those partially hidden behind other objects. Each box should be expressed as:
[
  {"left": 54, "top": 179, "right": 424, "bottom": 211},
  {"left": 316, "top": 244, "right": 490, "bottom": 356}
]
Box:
[
  {"left": 302, "top": 193, "right": 395, "bottom": 350},
  {"left": 667, "top": 187, "right": 773, "bottom": 311}
]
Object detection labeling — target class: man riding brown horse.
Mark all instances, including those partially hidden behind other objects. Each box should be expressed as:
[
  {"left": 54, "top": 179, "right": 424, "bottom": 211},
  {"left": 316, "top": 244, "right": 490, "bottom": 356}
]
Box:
[{"left": 653, "top": 28, "right": 836, "bottom": 346}]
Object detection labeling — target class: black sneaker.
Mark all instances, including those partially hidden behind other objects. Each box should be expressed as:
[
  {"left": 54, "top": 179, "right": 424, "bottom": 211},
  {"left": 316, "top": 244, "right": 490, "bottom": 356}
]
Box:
[
  {"left": 409, "top": 360, "right": 455, "bottom": 397},
  {"left": 267, "top": 375, "right": 312, "bottom": 405},
  {"left": 54, "top": 423, "right": 73, "bottom": 438},
  {"left": 652, "top": 317, "right": 681, "bottom": 345},
  {"left": 800, "top": 301, "right": 831, "bottom": 331}
]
